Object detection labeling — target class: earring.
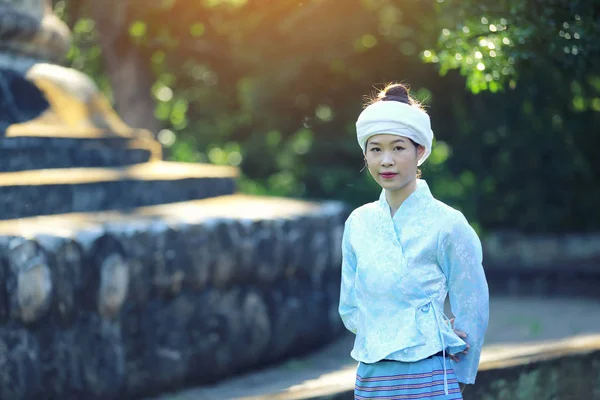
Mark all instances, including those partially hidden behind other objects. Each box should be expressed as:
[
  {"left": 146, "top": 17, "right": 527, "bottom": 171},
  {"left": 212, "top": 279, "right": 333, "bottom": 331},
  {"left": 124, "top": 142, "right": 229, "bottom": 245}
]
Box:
[{"left": 360, "top": 159, "right": 367, "bottom": 172}]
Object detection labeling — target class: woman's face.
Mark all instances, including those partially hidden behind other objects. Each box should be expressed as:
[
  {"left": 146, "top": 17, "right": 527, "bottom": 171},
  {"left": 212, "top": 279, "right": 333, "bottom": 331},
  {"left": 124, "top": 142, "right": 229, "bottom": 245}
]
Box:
[{"left": 365, "top": 134, "right": 425, "bottom": 191}]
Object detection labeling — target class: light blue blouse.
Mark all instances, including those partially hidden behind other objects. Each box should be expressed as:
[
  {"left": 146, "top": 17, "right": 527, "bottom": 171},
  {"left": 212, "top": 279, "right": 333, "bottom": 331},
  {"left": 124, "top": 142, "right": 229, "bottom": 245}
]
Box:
[{"left": 339, "top": 179, "right": 489, "bottom": 391}]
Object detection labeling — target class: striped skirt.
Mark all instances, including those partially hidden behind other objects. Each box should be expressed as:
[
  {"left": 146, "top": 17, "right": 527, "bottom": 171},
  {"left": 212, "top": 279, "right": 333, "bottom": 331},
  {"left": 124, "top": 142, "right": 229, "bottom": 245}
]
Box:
[{"left": 354, "top": 356, "right": 463, "bottom": 399}]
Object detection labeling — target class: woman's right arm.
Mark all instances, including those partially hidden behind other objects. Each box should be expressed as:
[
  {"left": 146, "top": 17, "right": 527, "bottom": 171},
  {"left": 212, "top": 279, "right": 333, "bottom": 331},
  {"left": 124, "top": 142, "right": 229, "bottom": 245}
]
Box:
[{"left": 339, "top": 216, "right": 359, "bottom": 334}]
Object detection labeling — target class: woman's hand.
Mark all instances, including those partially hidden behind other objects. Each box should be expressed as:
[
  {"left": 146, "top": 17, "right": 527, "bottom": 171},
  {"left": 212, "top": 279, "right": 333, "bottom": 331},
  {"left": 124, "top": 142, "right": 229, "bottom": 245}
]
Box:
[{"left": 448, "top": 318, "right": 470, "bottom": 363}]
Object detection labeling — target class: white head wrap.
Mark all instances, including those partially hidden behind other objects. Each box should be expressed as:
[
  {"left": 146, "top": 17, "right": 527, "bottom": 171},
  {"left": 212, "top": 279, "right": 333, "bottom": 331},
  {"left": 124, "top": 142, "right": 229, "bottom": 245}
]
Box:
[{"left": 356, "top": 100, "right": 434, "bottom": 166}]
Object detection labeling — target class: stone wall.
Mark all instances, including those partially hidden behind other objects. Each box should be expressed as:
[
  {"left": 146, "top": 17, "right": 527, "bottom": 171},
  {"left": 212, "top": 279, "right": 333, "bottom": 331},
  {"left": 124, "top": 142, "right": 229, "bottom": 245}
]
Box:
[
  {"left": 482, "top": 231, "right": 600, "bottom": 297},
  {"left": 0, "top": 198, "right": 348, "bottom": 400},
  {"left": 472, "top": 351, "right": 600, "bottom": 399},
  {"left": 469, "top": 336, "right": 600, "bottom": 400}
]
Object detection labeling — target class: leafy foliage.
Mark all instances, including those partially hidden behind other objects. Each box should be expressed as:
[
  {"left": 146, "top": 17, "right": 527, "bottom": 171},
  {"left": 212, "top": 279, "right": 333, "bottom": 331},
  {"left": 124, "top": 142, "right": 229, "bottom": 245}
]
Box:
[{"left": 54, "top": 0, "right": 600, "bottom": 233}]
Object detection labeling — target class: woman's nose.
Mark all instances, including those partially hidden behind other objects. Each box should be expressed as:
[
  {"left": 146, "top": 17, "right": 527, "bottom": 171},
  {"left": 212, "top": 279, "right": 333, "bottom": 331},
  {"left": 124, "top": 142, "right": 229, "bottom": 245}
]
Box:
[{"left": 381, "top": 152, "right": 394, "bottom": 166}]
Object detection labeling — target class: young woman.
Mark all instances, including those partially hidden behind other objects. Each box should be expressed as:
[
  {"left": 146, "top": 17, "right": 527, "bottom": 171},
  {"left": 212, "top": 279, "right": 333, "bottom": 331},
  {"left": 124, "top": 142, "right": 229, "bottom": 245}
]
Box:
[{"left": 339, "top": 83, "right": 489, "bottom": 399}]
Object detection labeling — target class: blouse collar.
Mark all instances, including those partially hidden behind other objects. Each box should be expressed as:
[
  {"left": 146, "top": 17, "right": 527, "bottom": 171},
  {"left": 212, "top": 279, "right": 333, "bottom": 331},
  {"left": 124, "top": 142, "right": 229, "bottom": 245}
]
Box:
[{"left": 378, "top": 179, "right": 433, "bottom": 221}]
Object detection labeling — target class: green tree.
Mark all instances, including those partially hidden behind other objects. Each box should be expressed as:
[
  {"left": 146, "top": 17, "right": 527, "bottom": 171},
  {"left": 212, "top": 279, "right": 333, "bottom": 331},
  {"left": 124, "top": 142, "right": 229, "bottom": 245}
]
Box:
[
  {"left": 55, "top": 0, "right": 600, "bottom": 233},
  {"left": 424, "top": 0, "right": 600, "bottom": 231}
]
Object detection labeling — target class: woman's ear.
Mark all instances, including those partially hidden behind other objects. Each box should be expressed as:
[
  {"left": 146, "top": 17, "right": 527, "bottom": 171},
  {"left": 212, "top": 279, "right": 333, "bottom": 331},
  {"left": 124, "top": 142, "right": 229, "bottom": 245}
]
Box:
[{"left": 417, "top": 145, "right": 426, "bottom": 160}]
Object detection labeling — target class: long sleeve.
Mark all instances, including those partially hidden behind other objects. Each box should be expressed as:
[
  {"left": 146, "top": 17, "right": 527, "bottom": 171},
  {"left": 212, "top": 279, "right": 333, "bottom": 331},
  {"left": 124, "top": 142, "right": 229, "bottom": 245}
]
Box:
[
  {"left": 438, "top": 216, "right": 489, "bottom": 384},
  {"left": 339, "top": 216, "right": 359, "bottom": 334}
]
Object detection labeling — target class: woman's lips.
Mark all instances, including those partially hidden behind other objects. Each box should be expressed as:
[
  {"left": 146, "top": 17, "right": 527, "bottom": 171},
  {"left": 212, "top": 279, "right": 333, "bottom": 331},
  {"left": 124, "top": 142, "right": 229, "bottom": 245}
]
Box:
[{"left": 380, "top": 172, "right": 398, "bottom": 179}]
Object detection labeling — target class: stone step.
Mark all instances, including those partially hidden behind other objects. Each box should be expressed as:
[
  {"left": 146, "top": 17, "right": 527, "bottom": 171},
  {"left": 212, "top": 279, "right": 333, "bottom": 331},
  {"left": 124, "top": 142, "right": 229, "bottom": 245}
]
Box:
[
  {"left": 0, "top": 135, "right": 162, "bottom": 172},
  {"left": 0, "top": 161, "right": 237, "bottom": 220}
]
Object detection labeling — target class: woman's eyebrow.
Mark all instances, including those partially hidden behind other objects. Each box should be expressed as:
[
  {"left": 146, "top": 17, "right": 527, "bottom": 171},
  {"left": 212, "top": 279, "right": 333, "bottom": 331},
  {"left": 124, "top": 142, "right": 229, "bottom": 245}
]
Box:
[{"left": 369, "top": 139, "right": 406, "bottom": 146}]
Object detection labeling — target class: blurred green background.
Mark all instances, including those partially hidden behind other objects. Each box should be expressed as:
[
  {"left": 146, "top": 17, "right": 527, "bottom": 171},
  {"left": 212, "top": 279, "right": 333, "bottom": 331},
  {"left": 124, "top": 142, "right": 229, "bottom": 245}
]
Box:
[{"left": 54, "top": 0, "right": 600, "bottom": 234}]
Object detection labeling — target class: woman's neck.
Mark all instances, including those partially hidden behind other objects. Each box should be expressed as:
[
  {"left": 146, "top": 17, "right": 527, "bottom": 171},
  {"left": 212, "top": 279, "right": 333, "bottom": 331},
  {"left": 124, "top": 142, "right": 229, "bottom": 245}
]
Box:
[{"left": 385, "top": 179, "right": 418, "bottom": 216}]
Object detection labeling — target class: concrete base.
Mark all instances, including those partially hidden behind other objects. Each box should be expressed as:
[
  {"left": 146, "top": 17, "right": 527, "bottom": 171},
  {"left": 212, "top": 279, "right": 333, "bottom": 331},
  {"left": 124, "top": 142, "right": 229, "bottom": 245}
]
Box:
[
  {"left": 0, "top": 136, "right": 161, "bottom": 172},
  {"left": 0, "top": 161, "right": 238, "bottom": 219}
]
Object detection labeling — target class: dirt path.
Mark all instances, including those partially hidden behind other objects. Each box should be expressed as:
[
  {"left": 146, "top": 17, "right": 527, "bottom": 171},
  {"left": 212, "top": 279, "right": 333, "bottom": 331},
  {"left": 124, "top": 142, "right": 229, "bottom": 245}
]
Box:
[{"left": 148, "top": 296, "right": 600, "bottom": 400}]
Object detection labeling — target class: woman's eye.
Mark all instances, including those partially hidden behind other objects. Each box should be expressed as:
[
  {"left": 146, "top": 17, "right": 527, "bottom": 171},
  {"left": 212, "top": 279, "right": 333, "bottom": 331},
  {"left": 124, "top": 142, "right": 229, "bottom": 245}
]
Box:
[
  {"left": 394, "top": 146, "right": 405, "bottom": 151},
  {"left": 370, "top": 147, "right": 381, "bottom": 152}
]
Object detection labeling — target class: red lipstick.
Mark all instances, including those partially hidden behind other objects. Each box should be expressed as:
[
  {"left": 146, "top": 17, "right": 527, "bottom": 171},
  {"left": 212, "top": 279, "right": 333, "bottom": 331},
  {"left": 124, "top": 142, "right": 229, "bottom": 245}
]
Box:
[{"left": 380, "top": 172, "right": 398, "bottom": 179}]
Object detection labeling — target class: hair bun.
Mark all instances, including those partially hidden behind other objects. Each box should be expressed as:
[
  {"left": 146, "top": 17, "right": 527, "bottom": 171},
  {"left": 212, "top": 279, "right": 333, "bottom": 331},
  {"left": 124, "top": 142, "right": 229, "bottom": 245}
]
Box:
[
  {"left": 382, "top": 94, "right": 409, "bottom": 103},
  {"left": 365, "top": 82, "right": 422, "bottom": 110},
  {"left": 380, "top": 84, "right": 410, "bottom": 104}
]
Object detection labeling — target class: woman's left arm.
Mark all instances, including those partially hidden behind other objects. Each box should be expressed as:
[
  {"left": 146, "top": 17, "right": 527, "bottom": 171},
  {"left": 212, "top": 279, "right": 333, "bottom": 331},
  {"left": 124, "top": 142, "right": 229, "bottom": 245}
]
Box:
[{"left": 438, "top": 215, "right": 490, "bottom": 385}]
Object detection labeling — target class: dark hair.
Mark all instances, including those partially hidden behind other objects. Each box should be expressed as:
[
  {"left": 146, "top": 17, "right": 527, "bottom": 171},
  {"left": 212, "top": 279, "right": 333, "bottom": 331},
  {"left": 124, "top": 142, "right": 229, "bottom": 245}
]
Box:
[
  {"left": 364, "top": 82, "right": 424, "bottom": 178},
  {"left": 365, "top": 82, "right": 424, "bottom": 110}
]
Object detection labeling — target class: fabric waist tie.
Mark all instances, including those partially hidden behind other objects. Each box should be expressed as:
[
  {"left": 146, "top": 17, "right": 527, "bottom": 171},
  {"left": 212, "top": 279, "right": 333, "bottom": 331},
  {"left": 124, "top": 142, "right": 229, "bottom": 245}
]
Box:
[{"left": 430, "top": 302, "right": 450, "bottom": 395}]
